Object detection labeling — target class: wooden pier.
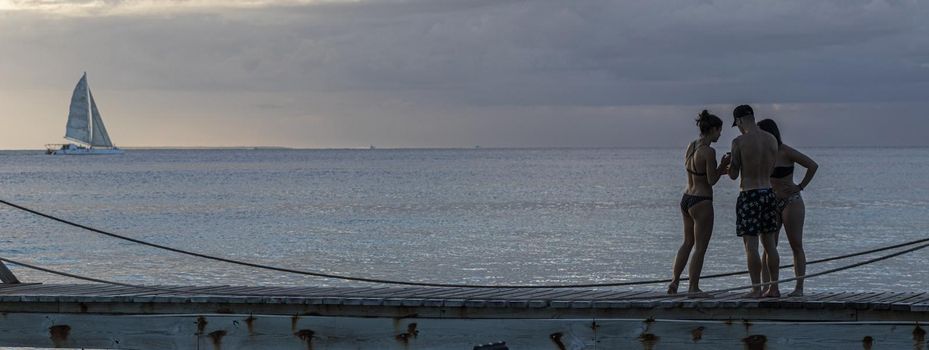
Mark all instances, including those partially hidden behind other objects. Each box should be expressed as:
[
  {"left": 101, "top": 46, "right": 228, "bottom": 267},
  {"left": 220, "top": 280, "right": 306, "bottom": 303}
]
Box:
[{"left": 0, "top": 283, "right": 926, "bottom": 349}]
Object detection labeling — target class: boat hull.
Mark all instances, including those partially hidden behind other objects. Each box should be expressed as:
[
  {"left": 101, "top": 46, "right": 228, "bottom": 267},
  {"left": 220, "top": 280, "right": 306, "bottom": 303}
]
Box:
[
  {"left": 51, "top": 148, "right": 123, "bottom": 155},
  {"left": 47, "top": 144, "right": 123, "bottom": 155}
]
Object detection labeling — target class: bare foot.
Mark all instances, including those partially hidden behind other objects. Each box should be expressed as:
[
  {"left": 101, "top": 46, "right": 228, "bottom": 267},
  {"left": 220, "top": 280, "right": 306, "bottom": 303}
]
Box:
[
  {"left": 762, "top": 288, "right": 781, "bottom": 298},
  {"left": 667, "top": 281, "right": 679, "bottom": 295},
  {"left": 742, "top": 290, "right": 763, "bottom": 299},
  {"left": 787, "top": 289, "right": 804, "bottom": 297}
]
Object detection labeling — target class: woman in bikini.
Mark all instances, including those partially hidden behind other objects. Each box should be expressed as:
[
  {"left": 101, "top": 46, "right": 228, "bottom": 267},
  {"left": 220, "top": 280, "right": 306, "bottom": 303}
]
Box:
[
  {"left": 668, "top": 110, "right": 730, "bottom": 295},
  {"left": 758, "top": 119, "right": 818, "bottom": 297}
]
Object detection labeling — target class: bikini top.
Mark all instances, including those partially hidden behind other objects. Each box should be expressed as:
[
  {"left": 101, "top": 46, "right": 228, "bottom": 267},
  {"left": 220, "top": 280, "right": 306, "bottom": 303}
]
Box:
[
  {"left": 771, "top": 165, "right": 795, "bottom": 178},
  {"left": 687, "top": 168, "right": 707, "bottom": 176},
  {"left": 686, "top": 143, "right": 707, "bottom": 177}
]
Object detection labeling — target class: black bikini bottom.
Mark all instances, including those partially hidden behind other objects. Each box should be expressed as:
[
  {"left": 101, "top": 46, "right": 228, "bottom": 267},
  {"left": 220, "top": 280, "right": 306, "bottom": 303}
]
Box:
[{"left": 680, "top": 194, "right": 713, "bottom": 212}]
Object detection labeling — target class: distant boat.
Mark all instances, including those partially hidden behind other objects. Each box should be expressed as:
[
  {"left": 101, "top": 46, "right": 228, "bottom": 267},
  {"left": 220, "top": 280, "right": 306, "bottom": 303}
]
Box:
[{"left": 46, "top": 73, "right": 123, "bottom": 155}]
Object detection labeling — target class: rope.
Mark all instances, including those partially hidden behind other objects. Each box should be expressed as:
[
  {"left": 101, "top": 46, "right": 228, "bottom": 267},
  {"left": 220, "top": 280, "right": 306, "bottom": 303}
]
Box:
[
  {"left": 0, "top": 257, "right": 313, "bottom": 297},
  {"left": 4, "top": 241, "right": 927, "bottom": 300},
  {"left": 633, "top": 241, "right": 929, "bottom": 300},
  {"left": 0, "top": 256, "right": 239, "bottom": 296},
  {"left": 2, "top": 198, "right": 927, "bottom": 288},
  {"left": 671, "top": 236, "right": 929, "bottom": 284}
]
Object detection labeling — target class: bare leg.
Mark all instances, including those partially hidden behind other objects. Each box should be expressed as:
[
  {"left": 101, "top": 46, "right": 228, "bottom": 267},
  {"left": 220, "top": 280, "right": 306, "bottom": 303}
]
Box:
[
  {"left": 669, "top": 209, "right": 695, "bottom": 294},
  {"left": 784, "top": 198, "right": 806, "bottom": 297},
  {"left": 760, "top": 250, "right": 769, "bottom": 284},
  {"left": 760, "top": 232, "right": 780, "bottom": 297},
  {"left": 742, "top": 235, "right": 762, "bottom": 298},
  {"left": 760, "top": 224, "right": 781, "bottom": 293},
  {"left": 687, "top": 201, "right": 714, "bottom": 297}
]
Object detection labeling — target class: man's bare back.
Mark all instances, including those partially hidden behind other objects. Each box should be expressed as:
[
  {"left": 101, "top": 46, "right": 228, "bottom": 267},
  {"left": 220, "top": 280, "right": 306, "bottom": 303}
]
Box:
[{"left": 729, "top": 128, "right": 778, "bottom": 190}]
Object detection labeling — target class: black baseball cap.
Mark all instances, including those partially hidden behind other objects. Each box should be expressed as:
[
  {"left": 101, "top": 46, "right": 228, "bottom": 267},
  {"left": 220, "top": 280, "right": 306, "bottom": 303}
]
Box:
[{"left": 732, "top": 105, "right": 754, "bottom": 127}]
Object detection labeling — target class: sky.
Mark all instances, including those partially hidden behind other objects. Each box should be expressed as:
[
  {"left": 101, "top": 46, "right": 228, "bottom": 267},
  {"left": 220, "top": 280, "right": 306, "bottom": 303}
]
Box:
[{"left": 1, "top": 0, "right": 928, "bottom": 149}]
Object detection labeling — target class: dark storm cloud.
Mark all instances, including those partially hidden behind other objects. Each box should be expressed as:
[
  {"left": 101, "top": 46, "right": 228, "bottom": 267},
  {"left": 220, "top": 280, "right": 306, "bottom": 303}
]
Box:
[{"left": 1, "top": 0, "right": 927, "bottom": 148}]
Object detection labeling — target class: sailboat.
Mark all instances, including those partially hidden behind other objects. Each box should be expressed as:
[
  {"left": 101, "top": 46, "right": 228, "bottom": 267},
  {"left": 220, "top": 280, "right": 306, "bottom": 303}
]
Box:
[{"left": 46, "top": 73, "right": 123, "bottom": 155}]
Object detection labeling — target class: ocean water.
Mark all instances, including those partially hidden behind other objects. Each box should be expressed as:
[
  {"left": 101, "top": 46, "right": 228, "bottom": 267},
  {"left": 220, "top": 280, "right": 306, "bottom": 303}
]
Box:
[{"left": 0, "top": 148, "right": 927, "bottom": 293}]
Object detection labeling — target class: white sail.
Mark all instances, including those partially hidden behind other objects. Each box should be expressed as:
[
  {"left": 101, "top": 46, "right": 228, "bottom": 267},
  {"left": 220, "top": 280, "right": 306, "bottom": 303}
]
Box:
[
  {"left": 50, "top": 72, "right": 123, "bottom": 155},
  {"left": 65, "top": 74, "right": 91, "bottom": 144},
  {"left": 89, "top": 90, "right": 113, "bottom": 147}
]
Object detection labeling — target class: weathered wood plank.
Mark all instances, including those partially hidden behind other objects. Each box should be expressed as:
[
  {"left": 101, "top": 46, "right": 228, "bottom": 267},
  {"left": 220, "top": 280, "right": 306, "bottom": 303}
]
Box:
[
  {"left": 905, "top": 295, "right": 929, "bottom": 309},
  {"left": 477, "top": 288, "right": 549, "bottom": 300},
  {"left": 111, "top": 286, "right": 166, "bottom": 297},
  {"left": 0, "top": 283, "right": 41, "bottom": 291},
  {"left": 320, "top": 287, "right": 369, "bottom": 295},
  {"left": 452, "top": 288, "right": 524, "bottom": 300},
  {"left": 78, "top": 285, "right": 150, "bottom": 296},
  {"left": 825, "top": 292, "right": 869, "bottom": 302},
  {"left": 248, "top": 287, "right": 313, "bottom": 297},
  {"left": 575, "top": 290, "right": 637, "bottom": 300},
  {"left": 0, "top": 284, "right": 926, "bottom": 321},
  {"left": 801, "top": 292, "right": 847, "bottom": 309},
  {"left": 371, "top": 287, "right": 447, "bottom": 298},
  {"left": 865, "top": 293, "right": 910, "bottom": 310},
  {"left": 2, "top": 284, "right": 90, "bottom": 296},
  {"left": 809, "top": 292, "right": 857, "bottom": 309},
  {"left": 498, "top": 288, "right": 570, "bottom": 299},
  {"left": 559, "top": 289, "right": 619, "bottom": 301},
  {"left": 822, "top": 292, "right": 872, "bottom": 310},
  {"left": 886, "top": 293, "right": 924, "bottom": 304},
  {"left": 835, "top": 292, "right": 881, "bottom": 303},
  {"left": 891, "top": 294, "right": 927, "bottom": 311},
  {"left": 426, "top": 287, "right": 517, "bottom": 299},
  {"left": 425, "top": 287, "right": 490, "bottom": 298},
  {"left": 591, "top": 291, "right": 654, "bottom": 309},
  {"left": 706, "top": 291, "right": 746, "bottom": 303},
  {"left": 864, "top": 292, "right": 906, "bottom": 302},
  {"left": 872, "top": 293, "right": 919, "bottom": 310},
  {"left": 848, "top": 292, "right": 888, "bottom": 309},
  {"left": 0, "top": 283, "right": 59, "bottom": 295},
  {"left": 551, "top": 291, "right": 610, "bottom": 308},
  {"left": 349, "top": 287, "right": 418, "bottom": 298},
  {"left": 217, "top": 286, "right": 271, "bottom": 294},
  {"left": 346, "top": 287, "right": 398, "bottom": 298},
  {"left": 201, "top": 286, "right": 270, "bottom": 296},
  {"left": 155, "top": 285, "right": 233, "bottom": 297},
  {"left": 529, "top": 289, "right": 597, "bottom": 301}
]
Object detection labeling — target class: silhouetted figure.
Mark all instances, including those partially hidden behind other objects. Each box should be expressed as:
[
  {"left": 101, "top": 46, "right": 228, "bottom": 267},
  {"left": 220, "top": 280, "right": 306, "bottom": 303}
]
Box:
[
  {"left": 668, "top": 110, "right": 729, "bottom": 297},
  {"left": 728, "top": 105, "right": 780, "bottom": 298},
  {"left": 758, "top": 118, "right": 818, "bottom": 297}
]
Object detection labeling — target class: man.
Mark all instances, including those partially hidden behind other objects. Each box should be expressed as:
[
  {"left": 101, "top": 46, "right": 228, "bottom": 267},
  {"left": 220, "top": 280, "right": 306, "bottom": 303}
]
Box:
[{"left": 727, "top": 105, "right": 781, "bottom": 298}]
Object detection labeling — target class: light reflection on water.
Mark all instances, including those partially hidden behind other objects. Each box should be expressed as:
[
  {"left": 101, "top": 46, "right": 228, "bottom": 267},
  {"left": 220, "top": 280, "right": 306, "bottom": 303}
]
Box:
[{"left": 0, "top": 148, "right": 927, "bottom": 292}]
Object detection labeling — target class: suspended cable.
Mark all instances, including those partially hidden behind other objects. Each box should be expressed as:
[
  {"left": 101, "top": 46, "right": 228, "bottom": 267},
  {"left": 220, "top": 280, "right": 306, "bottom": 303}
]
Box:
[{"left": 2, "top": 199, "right": 926, "bottom": 289}]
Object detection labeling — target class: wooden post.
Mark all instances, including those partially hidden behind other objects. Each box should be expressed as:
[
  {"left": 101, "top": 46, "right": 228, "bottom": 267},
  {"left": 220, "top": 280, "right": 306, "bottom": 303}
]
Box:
[{"left": 0, "top": 261, "right": 20, "bottom": 284}]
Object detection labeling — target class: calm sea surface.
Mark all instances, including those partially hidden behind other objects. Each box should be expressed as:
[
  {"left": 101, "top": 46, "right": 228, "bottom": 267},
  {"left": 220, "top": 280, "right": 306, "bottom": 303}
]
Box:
[{"left": 1, "top": 148, "right": 927, "bottom": 292}]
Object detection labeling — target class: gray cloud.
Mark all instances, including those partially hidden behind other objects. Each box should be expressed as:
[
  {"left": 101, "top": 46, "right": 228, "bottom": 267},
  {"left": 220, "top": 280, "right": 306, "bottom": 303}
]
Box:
[{"left": 1, "top": 0, "right": 927, "bottom": 148}]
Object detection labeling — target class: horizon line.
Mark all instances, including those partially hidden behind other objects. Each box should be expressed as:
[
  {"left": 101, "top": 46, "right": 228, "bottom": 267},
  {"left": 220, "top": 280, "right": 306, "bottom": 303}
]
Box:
[{"left": 4, "top": 145, "right": 929, "bottom": 151}]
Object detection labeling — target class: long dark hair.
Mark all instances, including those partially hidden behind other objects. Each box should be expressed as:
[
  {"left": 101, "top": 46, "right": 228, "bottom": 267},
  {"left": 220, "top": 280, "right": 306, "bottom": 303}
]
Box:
[
  {"left": 696, "top": 110, "right": 722, "bottom": 135},
  {"left": 757, "top": 119, "right": 782, "bottom": 146}
]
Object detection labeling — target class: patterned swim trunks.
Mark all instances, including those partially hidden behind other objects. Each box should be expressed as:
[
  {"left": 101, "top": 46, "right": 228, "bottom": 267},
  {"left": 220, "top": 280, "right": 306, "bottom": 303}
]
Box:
[{"left": 736, "top": 188, "right": 779, "bottom": 237}]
